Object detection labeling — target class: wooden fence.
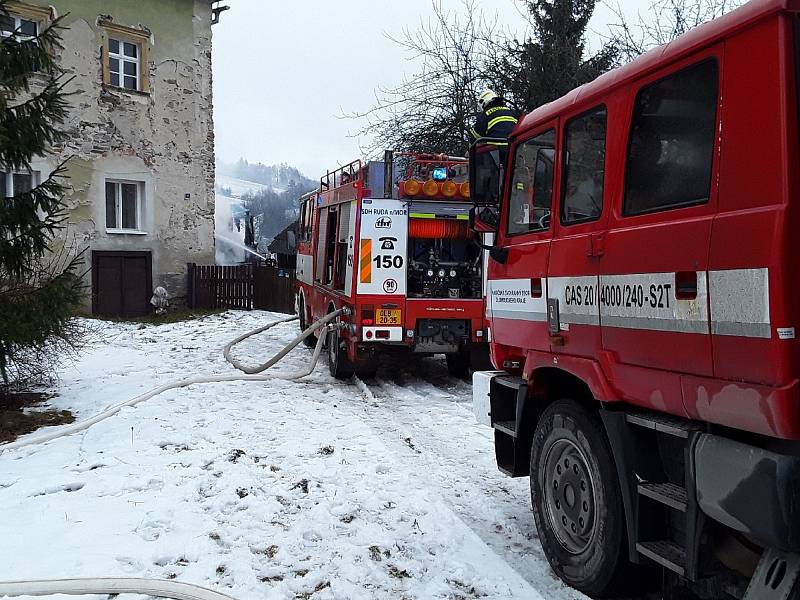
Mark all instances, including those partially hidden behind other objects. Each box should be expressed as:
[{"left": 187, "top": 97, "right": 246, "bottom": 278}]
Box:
[
  {"left": 254, "top": 266, "right": 296, "bottom": 313},
  {"left": 187, "top": 263, "right": 296, "bottom": 314}
]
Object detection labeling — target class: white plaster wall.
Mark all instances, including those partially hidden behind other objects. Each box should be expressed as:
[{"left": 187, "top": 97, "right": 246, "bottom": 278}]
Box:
[{"left": 38, "top": 0, "right": 216, "bottom": 307}]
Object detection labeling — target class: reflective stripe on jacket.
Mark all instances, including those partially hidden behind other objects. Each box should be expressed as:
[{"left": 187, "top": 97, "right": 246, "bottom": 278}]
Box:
[{"left": 470, "top": 104, "right": 519, "bottom": 141}]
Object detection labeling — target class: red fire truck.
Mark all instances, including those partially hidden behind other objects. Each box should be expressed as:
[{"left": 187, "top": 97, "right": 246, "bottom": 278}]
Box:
[
  {"left": 295, "top": 152, "right": 488, "bottom": 379},
  {"left": 469, "top": 0, "right": 800, "bottom": 598}
]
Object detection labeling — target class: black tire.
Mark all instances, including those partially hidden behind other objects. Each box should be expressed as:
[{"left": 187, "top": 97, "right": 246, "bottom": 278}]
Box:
[
  {"left": 327, "top": 323, "right": 354, "bottom": 380},
  {"left": 445, "top": 351, "right": 470, "bottom": 378},
  {"left": 530, "top": 400, "right": 628, "bottom": 597},
  {"left": 298, "top": 295, "right": 316, "bottom": 348}
]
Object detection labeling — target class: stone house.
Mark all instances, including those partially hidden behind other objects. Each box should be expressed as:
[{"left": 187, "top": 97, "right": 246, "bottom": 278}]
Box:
[{"left": 1, "top": 0, "right": 226, "bottom": 316}]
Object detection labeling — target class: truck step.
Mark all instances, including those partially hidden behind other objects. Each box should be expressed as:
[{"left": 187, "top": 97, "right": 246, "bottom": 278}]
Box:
[
  {"left": 626, "top": 411, "right": 701, "bottom": 439},
  {"left": 637, "top": 540, "right": 686, "bottom": 577},
  {"left": 743, "top": 547, "right": 800, "bottom": 600},
  {"left": 494, "top": 375, "right": 527, "bottom": 388},
  {"left": 493, "top": 420, "right": 517, "bottom": 438},
  {"left": 638, "top": 482, "right": 688, "bottom": 512}
]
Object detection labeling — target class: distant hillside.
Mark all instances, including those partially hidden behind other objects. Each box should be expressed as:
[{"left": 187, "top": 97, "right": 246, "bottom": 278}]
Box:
[
  {"left": 217, "top": 159, "right": 316, "bottom": 193},
  {"left": 216, "top": 174, "right": 272, "bottom": 198},
  {"left": 216, "top": 159, "right": 317, "bottom": 247}
]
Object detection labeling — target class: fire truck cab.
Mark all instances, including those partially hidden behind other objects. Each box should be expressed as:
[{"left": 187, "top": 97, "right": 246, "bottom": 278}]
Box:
[
  {"left": 296, "top": 152, "right": 488, "bottom": 379},
  {"left": 470, "top": 1, "right": 800, "bottom": 598}
]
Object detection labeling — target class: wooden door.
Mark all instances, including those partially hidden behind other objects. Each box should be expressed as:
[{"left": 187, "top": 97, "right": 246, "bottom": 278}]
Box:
[{"left": 92, "top": 251, "right": 152, "bottom": 317}]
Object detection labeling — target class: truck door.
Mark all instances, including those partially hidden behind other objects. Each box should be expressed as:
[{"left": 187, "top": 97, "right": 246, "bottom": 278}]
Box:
[
  {"left": 547, "top": 105, "right": 609, "bottom": 357},
  {"left": 600, "top": 55, "right": 721, "bottom": 411},
  {"left": 488, "top": 125, "right": 557, "bottom": 353}
]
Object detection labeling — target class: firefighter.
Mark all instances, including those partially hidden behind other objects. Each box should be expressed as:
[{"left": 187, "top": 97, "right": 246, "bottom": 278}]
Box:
[{"left": 470, "top": 89, "right": 519, "bottom": 143}]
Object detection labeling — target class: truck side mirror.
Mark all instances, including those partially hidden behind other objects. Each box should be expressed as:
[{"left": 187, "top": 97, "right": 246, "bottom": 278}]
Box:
[
  {"left": 469, "top": 138, "right": 505, "bottom": 207},
  {"left": 469, "top": 205, "right": 499, "bottom": 234},
  {"left": 469, "top": 207, "right": 508, "bottom": 264}
]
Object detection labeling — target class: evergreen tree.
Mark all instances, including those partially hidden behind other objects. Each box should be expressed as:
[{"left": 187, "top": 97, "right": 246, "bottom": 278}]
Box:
[
  {"left": 495, "top": 0, "right": 618, "bottom": 112},
  {"left": 0, "top": 2, "right": 84, "bottom": 387}
]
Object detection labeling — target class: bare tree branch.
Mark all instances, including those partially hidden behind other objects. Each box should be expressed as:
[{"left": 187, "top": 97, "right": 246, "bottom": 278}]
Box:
[
  {"left": 603, "top": 0, "right": 744, "bottom": 62},
  {"left": 341, "top": 0, "right": 501, "bottom": 157}
]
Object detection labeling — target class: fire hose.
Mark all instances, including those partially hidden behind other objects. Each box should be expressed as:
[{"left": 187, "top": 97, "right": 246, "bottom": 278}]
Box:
[
  {"left": 0, "top": 310, "right": 342, "bottom": 453},
  {"left": 0, "top": 578, "right": 237, "bottom": 599},
  {"left": 0, "top": 309, "right": 344, "bottom": 599}
]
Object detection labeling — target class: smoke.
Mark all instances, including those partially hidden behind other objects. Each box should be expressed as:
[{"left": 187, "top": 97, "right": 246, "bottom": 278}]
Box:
[{"left": 214, "top": 190, "right": 246, "bottom": 265}]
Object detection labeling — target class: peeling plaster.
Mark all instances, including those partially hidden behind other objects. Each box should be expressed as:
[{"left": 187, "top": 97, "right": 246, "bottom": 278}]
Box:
[{"left": 39, "top": 0, "right": 216, "bottom": 307}]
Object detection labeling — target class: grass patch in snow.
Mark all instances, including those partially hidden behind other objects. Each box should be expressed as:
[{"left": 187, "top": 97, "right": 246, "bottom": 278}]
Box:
[
  {"left": 84, "top": 308, "right": 224, "bottom": 326},
  {"left": 292, "top": 478, "right": 309, "bottom": 494},
  {"left": 388, "top": 565, "right": 411, "bottom": 579},
  {"left": 0, "top": 392, "right": 74, "bottom": 443},
  {"left": 250, "top": 544, "right": 279, "bottom": 559}
]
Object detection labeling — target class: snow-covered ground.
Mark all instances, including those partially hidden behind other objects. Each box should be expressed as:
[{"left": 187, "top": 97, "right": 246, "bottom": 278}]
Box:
[{"left": 0, "top": 312, "right": 586, "bottom": 600}]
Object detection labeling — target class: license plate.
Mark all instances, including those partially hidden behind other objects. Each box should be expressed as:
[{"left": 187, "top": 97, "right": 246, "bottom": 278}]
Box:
[{"left": 376, "top": 309, "right": 401, "bottom": 326}]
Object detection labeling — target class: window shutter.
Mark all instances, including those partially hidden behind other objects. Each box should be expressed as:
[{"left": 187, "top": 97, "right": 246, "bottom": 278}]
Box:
[
  {"left": 101, "top": 35, "right": 110, "bottom": 85},
  {"left": 140, "top": 43, "right": 150, "bottom": 92}
]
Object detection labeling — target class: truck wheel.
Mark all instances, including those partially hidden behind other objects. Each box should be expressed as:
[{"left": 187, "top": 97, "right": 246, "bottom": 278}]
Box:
[
  {"left": 298, "top": 295, "right": 316, "bottom": 348},
  {"left": 530, "top": 400, "right": 627, "bottom": 597},
  {"left": 327, "top": 324, "right": 354, "bottom": 380},
  {"left": 446, "top": 351, "right": 470, "bottom": 378}
]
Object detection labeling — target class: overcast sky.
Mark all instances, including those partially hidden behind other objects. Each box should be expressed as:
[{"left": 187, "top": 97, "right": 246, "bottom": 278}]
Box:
[{"left": 212, "top": 0, "right": 642, "bottom": 180}]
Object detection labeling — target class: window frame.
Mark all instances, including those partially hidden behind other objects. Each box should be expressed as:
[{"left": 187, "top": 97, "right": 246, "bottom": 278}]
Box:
[
  {"left": 504, "top": 127, "right": 558, "bottom": 239},
  {"left": 0, "top": 2, "right": 49, "bottom": 41},
  {"left": 621, "top": 57, "right": 720, "bottom": 219},
  {"left": 1, "top": 168, "right": 37, "bottom": 197},
  {"left": 559, "top": 104, "right": 608, "bottom": 227},
  {"left": 299, "top": 197, "right": 310, "bottom": 242},
  {"left": 105, "top": 179, "right": 145, "bottom": 234},
  {"left": 299, "top": 198, "right": 307, "bottom": 241},
  {"left": 108, "top": 37, "right": 141, "bottom": 91},
  {"left": 0, "top": 13, "right": 37, "bottom": 40},
  {"left": 100, "top": 20, "right": 150, "bottom": 94}
]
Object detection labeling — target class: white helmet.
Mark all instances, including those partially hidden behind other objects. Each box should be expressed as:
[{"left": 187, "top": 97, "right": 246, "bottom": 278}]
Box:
[{"left": 478, "top": 88, "right": 499, "bottom": 111}]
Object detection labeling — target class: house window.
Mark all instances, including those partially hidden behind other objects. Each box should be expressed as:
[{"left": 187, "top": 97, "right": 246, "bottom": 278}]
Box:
[
  {"left": 108, "top": 37, "right": 140, "bottom": 91},
  {"left": 1, "top": 170, "right": 35, "bottom": 197},
  {"left": 0, "top": 13, "right": 38, "bottom": 40},
  {"left": 100, "top": 20, "right": 150, "bottom": 93},
  {"left": 105, "top": 180, "right": 143, "bottom": 232}
]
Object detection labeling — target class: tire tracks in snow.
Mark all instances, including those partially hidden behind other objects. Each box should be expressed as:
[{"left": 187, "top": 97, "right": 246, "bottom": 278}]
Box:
[{"left": 345, "top": 357, "right": 587, "bottom": 600}]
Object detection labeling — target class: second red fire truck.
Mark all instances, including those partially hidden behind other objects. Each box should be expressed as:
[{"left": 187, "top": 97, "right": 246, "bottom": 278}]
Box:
[{"left": 295, "top": 152, "right": 489, "bottom": 379}]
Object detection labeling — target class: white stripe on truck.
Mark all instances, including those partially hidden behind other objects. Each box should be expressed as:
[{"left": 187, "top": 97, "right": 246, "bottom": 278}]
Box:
[
  {"left": 709, "top": 268, "right": 771, "bottom": 339},
  {"left": 599, "top": 272, "right": 709, "bottom": 334},
  {"left": 489, "top": 269, "right": 775, "bottom": 339}
]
